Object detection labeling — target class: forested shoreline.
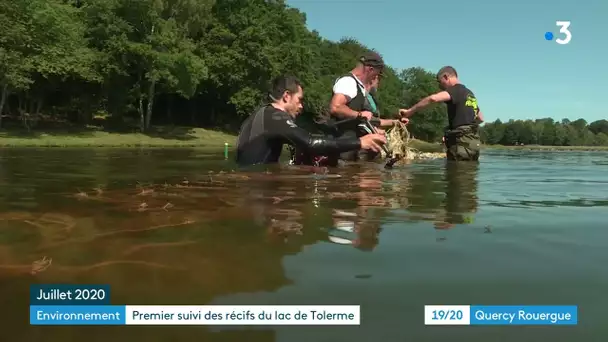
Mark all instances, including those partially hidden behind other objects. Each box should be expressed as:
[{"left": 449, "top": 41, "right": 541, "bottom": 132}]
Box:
[{"left": 1, "top": 0, "right": 606, "bottom": 146}]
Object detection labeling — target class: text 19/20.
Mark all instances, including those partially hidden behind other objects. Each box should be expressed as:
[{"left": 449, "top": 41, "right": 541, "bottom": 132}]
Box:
[{"left": 432, "top": 310, "right": 463, "bottom": 320}]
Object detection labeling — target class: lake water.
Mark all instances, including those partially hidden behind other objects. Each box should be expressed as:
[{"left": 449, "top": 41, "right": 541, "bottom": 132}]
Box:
[{"left": 1, "top": 148, "right": 607, "bottom": 341}]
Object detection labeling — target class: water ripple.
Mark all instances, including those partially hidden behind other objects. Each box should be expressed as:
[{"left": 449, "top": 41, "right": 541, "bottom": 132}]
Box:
[{"left": 1, "top": 148, "right": 607, "bottom": 341}]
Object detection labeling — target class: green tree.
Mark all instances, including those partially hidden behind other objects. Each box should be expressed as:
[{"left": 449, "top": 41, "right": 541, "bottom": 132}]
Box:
[
  {"left": 588, "top": 120, "right": 608, "bottom": 135},
  {"left": 553, "top": 123, "right": 567, "bottom": 145},
  {"left": 1, "top": 0, "right": 97, "bottom": 127},
  {"left": 84, "top": 0, "right": 210, "bottom": 131},
  {"left": 399, "top": 67, "right": 447, "bottom": 141},
  {"left": 539, "top": 119, "right": 556, "bottom": 145},
  {"left": 594, "top": 132, "right": 608, "bottom": 146},
  {"left": 0, "top": 0, "right": 601, "bottom": 149},
  {"left": 479, "top": 119, "right": 504, "bottom": 144},
  {"left": 0, "top": 0, "right": 32, "bottom": 127}
]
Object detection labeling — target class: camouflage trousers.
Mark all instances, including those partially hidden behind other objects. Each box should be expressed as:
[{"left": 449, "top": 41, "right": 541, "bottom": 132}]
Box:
[{"left": 444, "top": 125, "right": 481, "bottom": 161}]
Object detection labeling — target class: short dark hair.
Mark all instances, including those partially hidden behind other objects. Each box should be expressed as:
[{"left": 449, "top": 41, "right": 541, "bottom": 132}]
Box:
[
  {"left": 269, "top": 75, "right": 302, "bottom": 101},
  {"left": 437, "top": 66, "right": 458, "bottom": 78}
]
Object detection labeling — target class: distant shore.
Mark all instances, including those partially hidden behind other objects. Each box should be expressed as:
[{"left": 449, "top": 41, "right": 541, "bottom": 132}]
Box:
[
  {"left": 0, "top": 126, "right": 236, "bottom": 148},
  {"left": 0, "top": 126, "right": 445, "bottom": 152},
  {"left": 1, "top": 127, "right": 605, "bottom": 152},
  {"left": 484, "top": 144, "right": 608, "bottom": 151}
]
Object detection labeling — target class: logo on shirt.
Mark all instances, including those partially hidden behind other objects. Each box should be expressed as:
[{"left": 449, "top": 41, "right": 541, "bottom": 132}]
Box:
[{"left": 465, "top": 95, "right": 480, "bottom": 118}]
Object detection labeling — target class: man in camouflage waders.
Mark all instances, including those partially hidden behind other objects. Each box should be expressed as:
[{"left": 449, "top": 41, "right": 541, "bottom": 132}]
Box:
[{"left": 398, "top": 66, "right": 484, "bottom": 161}]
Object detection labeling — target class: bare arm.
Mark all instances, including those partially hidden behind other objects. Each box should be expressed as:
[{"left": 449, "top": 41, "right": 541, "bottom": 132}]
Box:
[
  {"left": 381, "top": 119, "right": 400, "bottom": 127},
  {"left": 329, "top": 93, "right": 361, "bottom": 119},
  {"left": 401, "top": 91, "right": 451, "bottom": 118},
  {"left": 330, "top": 76, "right": 373, "bottom": 120},
  {"left": 368, "top": 117, "right": 398, "bottom": 128}
]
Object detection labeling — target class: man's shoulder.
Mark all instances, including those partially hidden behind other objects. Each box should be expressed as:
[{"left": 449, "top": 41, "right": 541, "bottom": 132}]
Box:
[
  {"left": 263, "top": 105, "right": 287, "bottom": 117},
  {"left": 333, "top": 75, "right": 359, "bottom": 97},
  {"left": 452, "top": 83, "right": 475, "bottom": 94},
  {"left": 249, "top": 104, "right": 287, "bottom": 122},
  {"left": 263, "top": 106, "right": 298, "bottom": 126},
  {"left": 446, "top": 84, "right": 475, "bottom": 98},
  {"left": 337, "top": 73, "right": 356, "bottom": 80},
  {"left": 334, "top": 75, "right": 357, "bottom": 85}
]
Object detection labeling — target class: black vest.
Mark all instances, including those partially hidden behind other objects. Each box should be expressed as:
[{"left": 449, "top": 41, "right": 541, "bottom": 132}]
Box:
[
  {"left": 327, "top": 74, "right": 367, "bottom": 135},
  {"left": 337, "top": 73, "right": 366, "bottom": 112}
]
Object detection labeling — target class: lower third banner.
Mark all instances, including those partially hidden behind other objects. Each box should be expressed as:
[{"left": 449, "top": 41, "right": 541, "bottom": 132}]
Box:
[
  {"left": 30, "top": 305, "right": 360, "bottom": 325},
  {"left": 424, "top": 305, "right": 577, "bottom": 325}
]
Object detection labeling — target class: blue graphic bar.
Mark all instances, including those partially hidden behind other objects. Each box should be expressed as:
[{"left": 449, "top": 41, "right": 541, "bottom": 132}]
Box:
[
  {"left": 30, "top": 284, "right": 110, "bottom": 305},
  {"left": 470, "top": 305, "right": 577, "bottom": 325},
  {"left": 30, "top": 305, "right": 125, "bottom": 325}
]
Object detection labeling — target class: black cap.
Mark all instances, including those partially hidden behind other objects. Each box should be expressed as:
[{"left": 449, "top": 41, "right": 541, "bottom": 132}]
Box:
[{"left": 359, "top": 51, "right": 385, "bottom": 69}]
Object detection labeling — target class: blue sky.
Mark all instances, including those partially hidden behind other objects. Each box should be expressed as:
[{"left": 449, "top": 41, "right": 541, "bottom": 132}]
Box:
[{"left": 286, "top": 0, "right": 606, "bottom": 124}]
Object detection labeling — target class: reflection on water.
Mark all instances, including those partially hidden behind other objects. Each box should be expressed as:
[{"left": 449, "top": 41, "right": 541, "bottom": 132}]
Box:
[{"left": 0, "top": 148, "right": 607, "bottom": 341}]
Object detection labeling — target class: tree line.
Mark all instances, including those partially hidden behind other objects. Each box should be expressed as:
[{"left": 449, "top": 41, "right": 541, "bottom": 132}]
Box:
[
  {"left": 481, "top": 118, "right": 608, "bottom": 146},
  {"left": 1, "top": 0, "right": 605, "bottom": 146}
]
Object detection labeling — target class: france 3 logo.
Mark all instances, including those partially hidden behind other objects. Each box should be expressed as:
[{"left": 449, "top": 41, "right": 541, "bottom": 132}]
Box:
[{"left": 545, "top": 21, "right": 571, "bottom": 45}]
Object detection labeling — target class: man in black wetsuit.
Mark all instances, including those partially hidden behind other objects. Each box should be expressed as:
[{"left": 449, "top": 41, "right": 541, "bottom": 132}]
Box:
[
  {"left": 235, "top": 75, "right": 387, "bottom": 167},
  {"left": 399, "top": 66, "right": 485, "bottom": 161}
]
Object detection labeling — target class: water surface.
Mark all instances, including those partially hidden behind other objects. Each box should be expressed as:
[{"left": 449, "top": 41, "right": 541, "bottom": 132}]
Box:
[{"left": 1, "top": 148, "right": 607, "bottom": 341}]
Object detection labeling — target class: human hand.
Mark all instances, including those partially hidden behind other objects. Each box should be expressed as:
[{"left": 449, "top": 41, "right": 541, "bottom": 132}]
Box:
[
  {"left": 359, "top": 133, "right": 387, "bottom": 152},
  {"left": 399, "top": 108, "right": 413, "bottom": 118},
  {"left": 359, "top": 111, "right": 373, "bottom": 120},
  {"left": 375, "top": 128, "right": 386, "bottom": 134},
  {"left": 400, "top": 117, "right": 409, "bottom": 124}
]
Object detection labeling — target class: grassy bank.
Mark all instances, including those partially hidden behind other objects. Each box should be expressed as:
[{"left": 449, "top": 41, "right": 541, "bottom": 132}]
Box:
[
  {"left": 0, "top": 125, "right": 447, "bottom": 153},
  {"left": 484, "top": 144, "right": 608, "bottom": 151},
  {"left": 0, "top": 126, "right": 237, "bottom": 147}
]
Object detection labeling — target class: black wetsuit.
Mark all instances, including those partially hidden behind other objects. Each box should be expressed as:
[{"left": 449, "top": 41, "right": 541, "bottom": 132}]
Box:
[{"left": 236, "top": 104, "right": 361, "bottom": 167}]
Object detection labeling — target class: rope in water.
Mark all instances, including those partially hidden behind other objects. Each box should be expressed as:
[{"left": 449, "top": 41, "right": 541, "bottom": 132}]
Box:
[{"left": 384, "top": 121, "right": 412, "bottom": 161}]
